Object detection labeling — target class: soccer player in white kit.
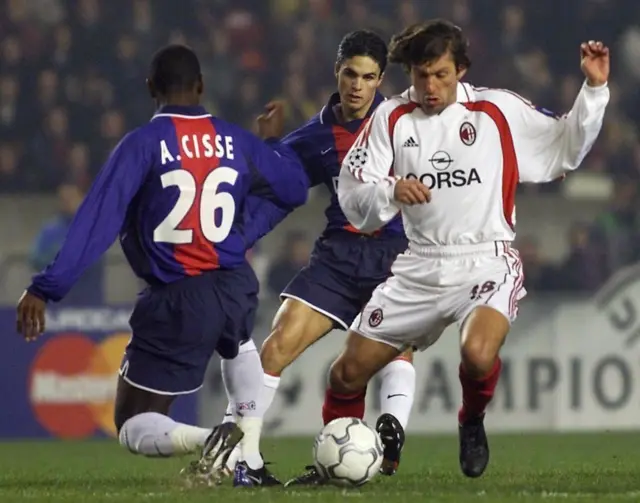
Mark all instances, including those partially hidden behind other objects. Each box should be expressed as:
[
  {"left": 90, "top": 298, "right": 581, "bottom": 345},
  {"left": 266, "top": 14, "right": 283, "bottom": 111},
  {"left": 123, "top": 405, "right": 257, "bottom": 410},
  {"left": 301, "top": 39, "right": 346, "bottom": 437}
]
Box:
[{"left": 323, "top": 20, "right": 610, "bottom": 478}]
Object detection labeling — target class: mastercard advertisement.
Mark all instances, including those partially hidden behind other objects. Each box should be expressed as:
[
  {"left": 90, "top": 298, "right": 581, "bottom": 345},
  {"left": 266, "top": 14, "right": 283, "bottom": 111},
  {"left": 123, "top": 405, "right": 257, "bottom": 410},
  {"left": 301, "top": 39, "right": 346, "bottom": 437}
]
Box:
[{"left": 0, "top": 306, "right": 197, "bottom": 439}]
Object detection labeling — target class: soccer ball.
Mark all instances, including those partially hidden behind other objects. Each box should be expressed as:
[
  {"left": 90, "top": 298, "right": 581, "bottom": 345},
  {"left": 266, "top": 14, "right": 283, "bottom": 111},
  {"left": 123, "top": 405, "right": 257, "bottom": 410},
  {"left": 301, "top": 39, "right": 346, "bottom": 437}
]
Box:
[{"left": 313, "top": 417, "right": 384, "bottom": 487}]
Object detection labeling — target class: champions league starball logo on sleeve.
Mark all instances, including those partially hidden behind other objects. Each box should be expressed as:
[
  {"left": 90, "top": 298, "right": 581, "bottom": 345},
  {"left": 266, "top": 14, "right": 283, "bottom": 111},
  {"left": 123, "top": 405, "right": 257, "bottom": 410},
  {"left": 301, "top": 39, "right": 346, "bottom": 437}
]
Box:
[{"left": 346, "top": 147, "right": 368, "bottom": 169}]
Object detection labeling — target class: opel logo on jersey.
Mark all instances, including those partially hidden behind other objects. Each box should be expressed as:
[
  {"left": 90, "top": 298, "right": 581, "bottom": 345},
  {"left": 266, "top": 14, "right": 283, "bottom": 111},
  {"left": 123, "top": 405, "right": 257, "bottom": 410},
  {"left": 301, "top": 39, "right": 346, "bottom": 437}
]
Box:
[
  {"left": 346, "top": 147, "right": 368, "bottom": 169},
  {"left": 429, "top": 151, "right": 454, "bottom": 171},
  {"left": 459, "top": 122, "right": 477, "bottom": 146}
]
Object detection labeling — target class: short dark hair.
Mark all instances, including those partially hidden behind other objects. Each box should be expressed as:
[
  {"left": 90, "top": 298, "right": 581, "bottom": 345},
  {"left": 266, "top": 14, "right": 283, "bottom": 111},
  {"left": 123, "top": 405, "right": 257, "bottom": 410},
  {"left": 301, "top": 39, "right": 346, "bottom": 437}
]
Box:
[
  {"left": 336, "top": 30, "right": 388, "bottom": 74},
  {"left": 149, "top": 44, "right": 201, "bottom": 95},
  {"left": 388, "top": 19, "right": 471, "bottom": 72}
]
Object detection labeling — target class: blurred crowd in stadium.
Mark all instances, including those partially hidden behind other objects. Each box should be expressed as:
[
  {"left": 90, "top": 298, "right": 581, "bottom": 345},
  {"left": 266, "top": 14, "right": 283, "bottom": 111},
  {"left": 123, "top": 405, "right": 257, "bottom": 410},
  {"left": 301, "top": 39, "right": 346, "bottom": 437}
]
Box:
[{"left": 1, "top": 0, "right": 639, "bottom": 295}]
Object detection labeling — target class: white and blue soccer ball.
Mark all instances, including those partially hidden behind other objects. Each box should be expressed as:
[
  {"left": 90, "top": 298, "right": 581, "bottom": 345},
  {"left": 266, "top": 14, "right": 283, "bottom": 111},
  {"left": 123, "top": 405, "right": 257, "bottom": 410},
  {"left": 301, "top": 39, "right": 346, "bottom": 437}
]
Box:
[{"left": 313, "top": 417, "right": 384, "bottom": 487}]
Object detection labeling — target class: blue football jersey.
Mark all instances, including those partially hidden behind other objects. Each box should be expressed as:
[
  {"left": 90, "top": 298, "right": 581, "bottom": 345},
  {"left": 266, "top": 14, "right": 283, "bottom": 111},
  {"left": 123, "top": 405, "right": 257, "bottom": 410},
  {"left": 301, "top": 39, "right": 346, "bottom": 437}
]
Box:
[
  {"left": 282, "top": 92, "right": 404, "bottom": 238},
  {"left": 28, "top": 105, "right": 309, "bottom": 301}
]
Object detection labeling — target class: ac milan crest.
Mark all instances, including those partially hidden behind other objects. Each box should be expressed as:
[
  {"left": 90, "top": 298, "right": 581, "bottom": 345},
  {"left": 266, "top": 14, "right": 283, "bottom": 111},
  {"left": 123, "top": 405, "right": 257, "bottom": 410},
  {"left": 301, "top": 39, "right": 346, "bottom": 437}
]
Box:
[
  {"left": 459, "top": 122, "right": 476, "bottom": 146},
  {"left": 368, "top": 308, "right": 383, "bottom": 327}
]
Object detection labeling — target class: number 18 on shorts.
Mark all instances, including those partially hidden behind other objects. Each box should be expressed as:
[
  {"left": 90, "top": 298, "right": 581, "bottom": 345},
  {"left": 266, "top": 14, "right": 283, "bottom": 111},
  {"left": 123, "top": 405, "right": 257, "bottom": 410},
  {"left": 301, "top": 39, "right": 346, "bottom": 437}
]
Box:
[{"left": 352, "top": 242, "right": 525, "bottom": 351}]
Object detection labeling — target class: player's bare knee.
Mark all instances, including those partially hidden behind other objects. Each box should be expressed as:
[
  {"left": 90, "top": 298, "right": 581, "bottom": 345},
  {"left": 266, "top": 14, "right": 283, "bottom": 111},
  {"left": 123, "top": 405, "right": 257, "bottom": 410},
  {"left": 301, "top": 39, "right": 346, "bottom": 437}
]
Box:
[
  {"left": 461, "top": 307, "right": 509, "bottom": 377},
  {"left": 333, "top": 330, "right": 401, "bottom": 391},
  {"left": 260, "top": 332, "right": 291, "bottom": 375},
  {"left": 262, "top": 300, "right": 331, "bottom": 375},
  {"left": 460, "top": 335, "right": 498, "bottom": 378},
  {"left": 261, "top": 317, "right": 308, "bottom": 374},
  {"left": 329, "top": 356, "right": 368, "bottom": 394},
  {"left": 114, "top": 378, "right": 174, "bottom": 435}
]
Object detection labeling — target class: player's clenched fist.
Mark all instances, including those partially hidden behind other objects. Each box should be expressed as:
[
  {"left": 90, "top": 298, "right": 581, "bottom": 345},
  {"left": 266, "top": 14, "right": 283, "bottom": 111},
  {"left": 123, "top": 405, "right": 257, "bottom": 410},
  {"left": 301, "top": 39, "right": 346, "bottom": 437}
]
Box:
[
  {"left": 256, "top": 100, "right": 286, "bottom": 140},
  {"left": 580, "top": 40, "right": 609, "bottom": 87},
  {"left": 393, "top": 178, "right": 431, "bottom": 205}
]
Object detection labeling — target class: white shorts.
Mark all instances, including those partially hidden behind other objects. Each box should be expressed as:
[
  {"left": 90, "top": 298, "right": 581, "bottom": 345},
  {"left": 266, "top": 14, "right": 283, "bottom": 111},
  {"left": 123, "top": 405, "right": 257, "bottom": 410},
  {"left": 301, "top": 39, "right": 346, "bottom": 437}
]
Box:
[{"left": 351, "top": 241, "right": 526, "bottom": 351}]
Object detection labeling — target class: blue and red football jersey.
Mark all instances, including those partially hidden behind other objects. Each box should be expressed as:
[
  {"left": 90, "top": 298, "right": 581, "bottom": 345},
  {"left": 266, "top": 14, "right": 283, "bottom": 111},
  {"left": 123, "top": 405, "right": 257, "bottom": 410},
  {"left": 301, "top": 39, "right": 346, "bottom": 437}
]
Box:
[
  {"left": 28, "top": 105, "right": 309, "bottom": 301},
  {"left": 282, "top": 92, "right": 404, "bottom": 238}
]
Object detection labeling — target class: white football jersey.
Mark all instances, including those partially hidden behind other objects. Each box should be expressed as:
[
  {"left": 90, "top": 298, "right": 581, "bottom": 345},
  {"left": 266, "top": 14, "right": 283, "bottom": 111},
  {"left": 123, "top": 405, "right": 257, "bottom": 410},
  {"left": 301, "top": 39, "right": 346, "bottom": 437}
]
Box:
[{"left": 338, "top": 81, "right": 610, "bottom": 245}]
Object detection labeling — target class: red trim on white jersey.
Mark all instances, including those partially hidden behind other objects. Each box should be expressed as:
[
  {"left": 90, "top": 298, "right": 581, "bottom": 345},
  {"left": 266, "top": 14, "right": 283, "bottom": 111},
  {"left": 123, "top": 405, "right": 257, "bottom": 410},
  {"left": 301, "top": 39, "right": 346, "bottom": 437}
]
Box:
[
  {"left": 388, "top": 103, "right": 419, "bottom": 142},
  {"left": 503, "top": 244, "right": 524, "bottom": 318},
  {"left": 356, "top": 116, "right": 374, "bottom": 148},
  {"left": 352, "top": 117, "right": 372, "bottom": 149},
  {"left": 462, "top": 101, "right": 519, "bottom": 230},
  {"left": 488, "top": 242, "right": 524, "bottom": 319},
  {"left": 386, "top": 103, "right": 419, "bottom": 176}
]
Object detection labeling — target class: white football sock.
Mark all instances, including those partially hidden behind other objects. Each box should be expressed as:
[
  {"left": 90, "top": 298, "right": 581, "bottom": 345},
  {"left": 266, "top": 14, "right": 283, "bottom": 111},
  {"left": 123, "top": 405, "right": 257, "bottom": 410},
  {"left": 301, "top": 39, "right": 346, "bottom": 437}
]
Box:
[
  {"left": 119, "top": 412, "right": 211, "bottom": 457},
  {"left": 221, "top": 383, "right": 238, "bottom": 470},
  {"left": 222, "top": 372, "right": 281, "bottom": 471},
  {"left": 222, "top": 402, "right": 235, "bottom": 424},
  {"left": 221, "top": 339, "right": 265, "bottom": 470},
  {"left": 237, "top": 417, "right": 264, "bottom": 470},
  {"left": 379, "top": 359, "right": 416, "bottom": 430},
  {"left": 261, "top": 373, "right": 281, "bottom": 417}
]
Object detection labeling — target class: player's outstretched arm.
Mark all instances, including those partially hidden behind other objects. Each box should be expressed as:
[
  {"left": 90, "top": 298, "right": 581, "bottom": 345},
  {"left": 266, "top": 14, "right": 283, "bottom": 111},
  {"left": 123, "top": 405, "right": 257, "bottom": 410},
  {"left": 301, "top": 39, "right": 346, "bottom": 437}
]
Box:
[
  {"left": 507, "top": 41, "right": 610, "bottom": 184},
  {"left": 243, "top": 101, "right": 309, "bottom": 209},
  {"left": 238, "top": 101, "right": 308, "bottom": 245},
  {"left": 26, "top": 130, "right": 150, "bottom": 303},
  {"left": 241, "top": 136, "right": 307, "bottom": 247},
  {"left": 243, "top": 194, "right": 292, "bottom": 249},
  {"left": 246, "top": 135, "right": 309, "bottom": 208},
  {"left": 337, "top": 106, "right": 401, "bottom": 233}
]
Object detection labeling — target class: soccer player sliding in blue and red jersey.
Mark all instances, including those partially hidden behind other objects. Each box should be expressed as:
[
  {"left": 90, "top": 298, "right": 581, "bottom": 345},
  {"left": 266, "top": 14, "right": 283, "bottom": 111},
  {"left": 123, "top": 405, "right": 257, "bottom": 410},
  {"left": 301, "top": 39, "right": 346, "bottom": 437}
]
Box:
[
  {"left": 16, "top": 44, "right": 309, "bottom": 485},
  {"left": 221, "top": 31, "right": 416, "bottom": 487}
]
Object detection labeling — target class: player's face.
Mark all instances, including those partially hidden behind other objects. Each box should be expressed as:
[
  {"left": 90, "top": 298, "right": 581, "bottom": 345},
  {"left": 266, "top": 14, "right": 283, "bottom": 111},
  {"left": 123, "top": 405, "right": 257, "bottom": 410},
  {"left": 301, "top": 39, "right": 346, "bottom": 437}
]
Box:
[
  {"left": 410, "top": 51, "right": 467, "bottom": 116},
  {"left": 336, "top": 56, "right": 383, "bottom": 119}
]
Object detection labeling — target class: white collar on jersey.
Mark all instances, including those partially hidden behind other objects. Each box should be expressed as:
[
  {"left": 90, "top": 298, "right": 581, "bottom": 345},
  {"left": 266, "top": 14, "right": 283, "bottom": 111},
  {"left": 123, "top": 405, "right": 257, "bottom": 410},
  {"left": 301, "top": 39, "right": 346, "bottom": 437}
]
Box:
[
  {"left": 402, "top": 82, "right": 475, "bottom": 105},
  {"left": 151, "top": 112, "right": 212, "bottom": 120},
  {"left": 150, "top": 105, "right": 212, "bottom": 121}
]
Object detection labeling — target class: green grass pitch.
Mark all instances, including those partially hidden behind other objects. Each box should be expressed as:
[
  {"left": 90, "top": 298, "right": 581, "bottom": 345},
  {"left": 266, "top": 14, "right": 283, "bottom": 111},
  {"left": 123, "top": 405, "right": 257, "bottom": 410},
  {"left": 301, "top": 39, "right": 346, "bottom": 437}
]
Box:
[{"left": 1, "top": 433, "right": 639, "bottom": 502}]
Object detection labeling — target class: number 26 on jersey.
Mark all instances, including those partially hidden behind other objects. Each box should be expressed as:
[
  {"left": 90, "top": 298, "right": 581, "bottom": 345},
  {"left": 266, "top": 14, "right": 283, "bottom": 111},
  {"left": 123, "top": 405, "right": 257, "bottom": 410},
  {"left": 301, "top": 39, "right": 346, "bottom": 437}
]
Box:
[{"left": 153, "top": 167, "right": 238, "bottom": 244}]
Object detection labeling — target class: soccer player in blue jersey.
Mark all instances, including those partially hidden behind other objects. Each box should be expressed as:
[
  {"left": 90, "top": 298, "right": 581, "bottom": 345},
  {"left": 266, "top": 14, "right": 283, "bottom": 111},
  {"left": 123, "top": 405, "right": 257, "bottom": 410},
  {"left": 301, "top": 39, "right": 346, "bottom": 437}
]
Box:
[
  {"left": 221, "top": 31, "right": 416, "bottom": 487},
  {"left": 16, "top": 44, "right": 309, "bottom": 484}
]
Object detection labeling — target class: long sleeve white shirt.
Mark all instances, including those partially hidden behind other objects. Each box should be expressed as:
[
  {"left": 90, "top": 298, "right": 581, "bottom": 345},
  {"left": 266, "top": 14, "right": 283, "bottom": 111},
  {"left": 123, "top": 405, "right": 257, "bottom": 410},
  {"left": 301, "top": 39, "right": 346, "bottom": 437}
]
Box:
[{"left": 337, "top": 81, "right": 610, "bottom": 245}]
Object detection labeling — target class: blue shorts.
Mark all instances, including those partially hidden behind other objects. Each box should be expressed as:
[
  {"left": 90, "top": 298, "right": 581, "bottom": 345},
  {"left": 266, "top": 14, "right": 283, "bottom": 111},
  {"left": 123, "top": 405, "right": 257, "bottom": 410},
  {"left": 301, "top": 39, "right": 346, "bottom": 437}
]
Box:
[
  {"left": 281, "top": 231, "right": 408, "bottom": 329},
  {"left": 120, "top": 262, "right": 258, "bottom": 395}
]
